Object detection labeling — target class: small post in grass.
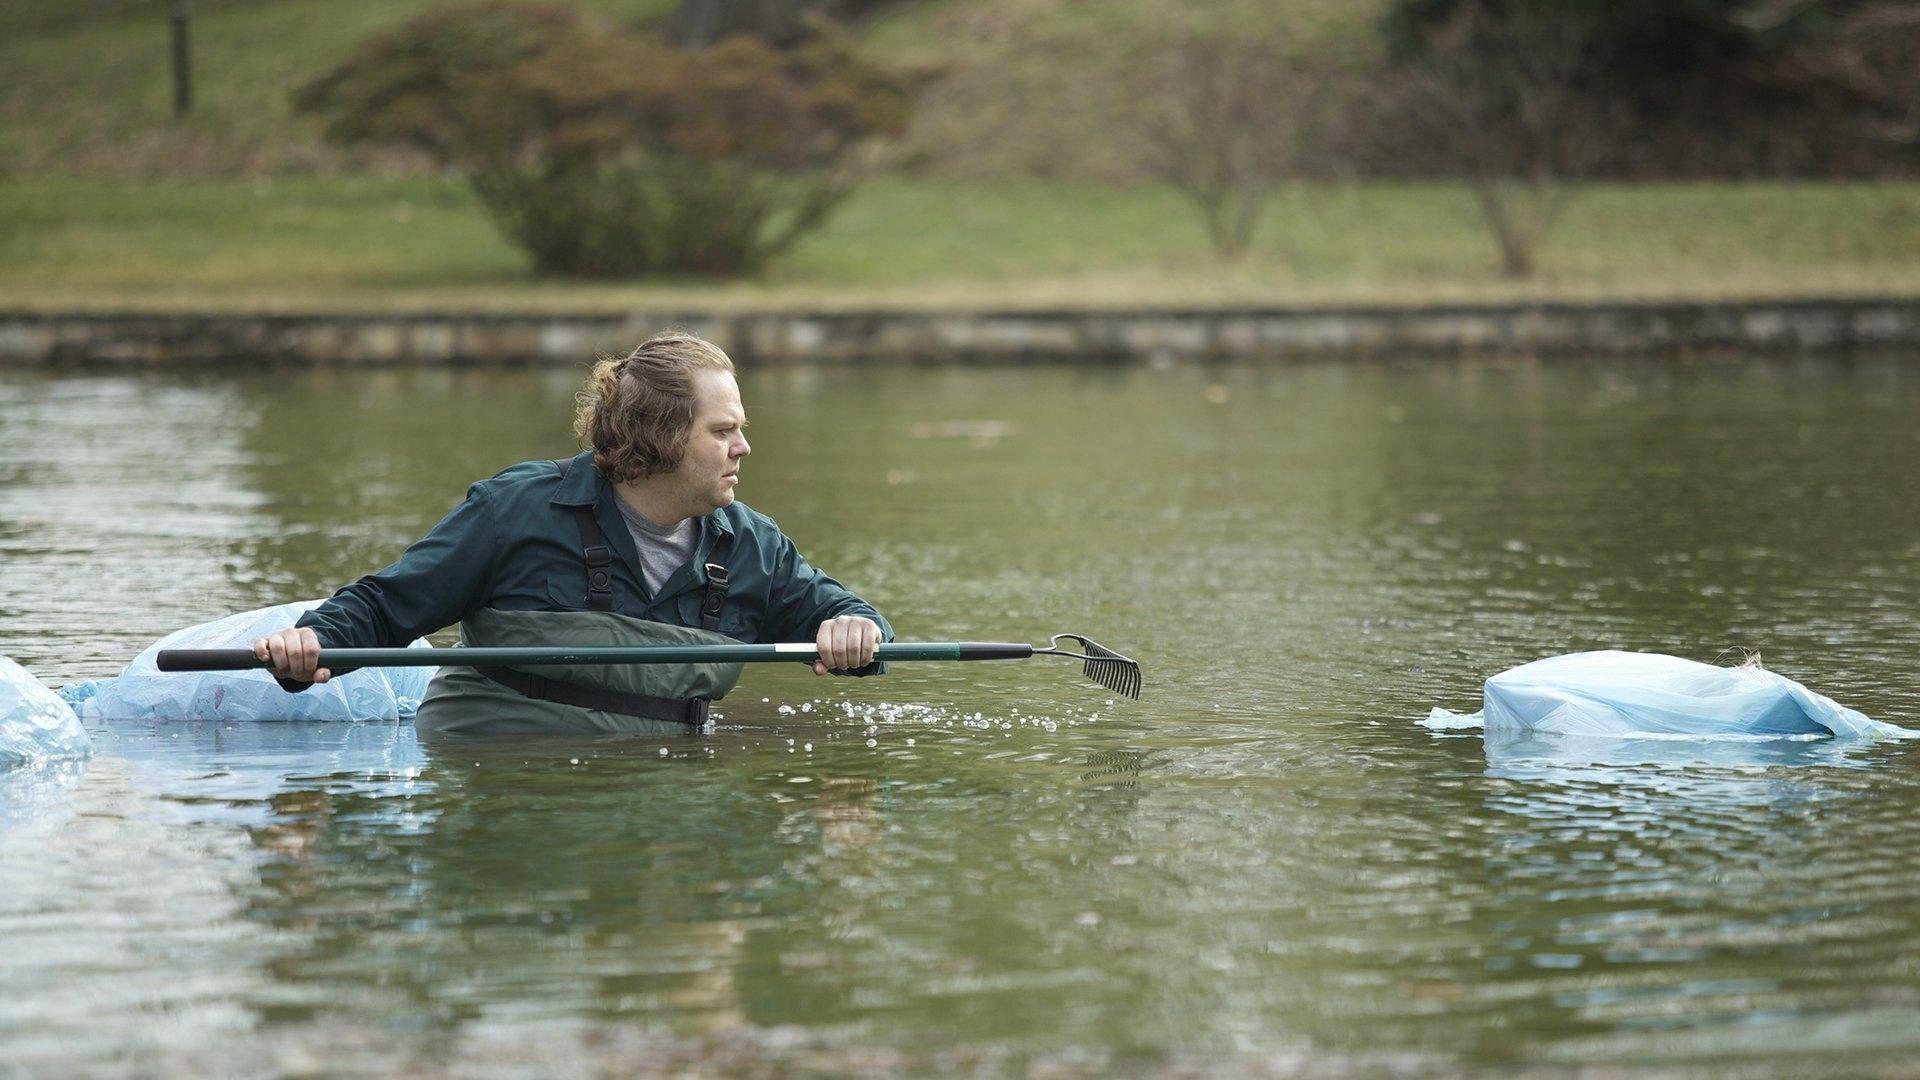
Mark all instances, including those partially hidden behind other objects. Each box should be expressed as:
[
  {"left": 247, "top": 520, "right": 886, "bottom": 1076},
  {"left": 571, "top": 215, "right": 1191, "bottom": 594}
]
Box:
[{"left": 169, "top": 3, "right": 192, "bottom": 118}]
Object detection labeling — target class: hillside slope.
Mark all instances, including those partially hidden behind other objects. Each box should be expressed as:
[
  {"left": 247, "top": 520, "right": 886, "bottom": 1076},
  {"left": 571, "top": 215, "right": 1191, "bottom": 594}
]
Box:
[
  {"left": 0, "top": 0, "right": 677, "bottom": 177},
  {"left": 866, "top": 0, "right": 1382, "bottom": 181},
  {"left": 0, "top": 0, "right": 1381, "bottom": 180}
]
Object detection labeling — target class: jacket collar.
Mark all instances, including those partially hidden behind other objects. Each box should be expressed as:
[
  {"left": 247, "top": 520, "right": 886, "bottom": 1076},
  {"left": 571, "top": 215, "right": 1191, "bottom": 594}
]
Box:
[
  {"left": 550, "top": 450, "right": 599, "bottom": 507},
  {"left": 550, "top": 450, "right": 738, "bottom": 541}
]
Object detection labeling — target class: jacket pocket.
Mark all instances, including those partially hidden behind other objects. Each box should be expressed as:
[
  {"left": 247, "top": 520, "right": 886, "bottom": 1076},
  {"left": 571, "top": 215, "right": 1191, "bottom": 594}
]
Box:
[
  {"left": 673, "top": 590, "right": 761, "bottom": 641},
  {"left": 544, "top": 578, "right": 590, "bottom": 613}
]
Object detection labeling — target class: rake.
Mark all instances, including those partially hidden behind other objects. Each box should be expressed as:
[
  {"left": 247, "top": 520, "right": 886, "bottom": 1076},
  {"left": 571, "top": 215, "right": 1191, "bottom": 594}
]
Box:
[{"left": 157, "top": 633, "right": 1143, "bottom": 699}]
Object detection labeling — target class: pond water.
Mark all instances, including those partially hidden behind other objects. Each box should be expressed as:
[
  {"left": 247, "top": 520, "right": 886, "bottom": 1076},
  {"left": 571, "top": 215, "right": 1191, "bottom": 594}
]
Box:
[{"left": 3, "top": 357, "right": 1919, "bottom": 1075}]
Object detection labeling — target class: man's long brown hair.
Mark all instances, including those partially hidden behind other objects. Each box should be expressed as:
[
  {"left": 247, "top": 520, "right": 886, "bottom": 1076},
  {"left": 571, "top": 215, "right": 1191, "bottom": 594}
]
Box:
[{"left": 573, "top": 333, "right": 735, "bottom": 484}]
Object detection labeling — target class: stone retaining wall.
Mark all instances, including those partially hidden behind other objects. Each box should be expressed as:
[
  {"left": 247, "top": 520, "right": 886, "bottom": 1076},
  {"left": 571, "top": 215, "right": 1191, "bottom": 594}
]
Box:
[{"left": 3, "top": 299, "right": 1918, "bottom": 366}]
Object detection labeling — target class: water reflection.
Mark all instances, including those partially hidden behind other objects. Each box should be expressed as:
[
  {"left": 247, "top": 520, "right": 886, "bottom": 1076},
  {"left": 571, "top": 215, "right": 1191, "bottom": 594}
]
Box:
[
  {"left": 4, "top": 359, "right": 1920, "bottom": 1072},
  {"left": 0, "top": 375, "right": 277, "bottom": 675},
  {"left": 1437, "top": 725, "right": 1920, "bottom": 1067},
  {"left": 1484, "top": 726, "right": 1884, "bottom": 780},
  {"left": 0, "top": 751, "right": 305, "bottom": 1076},
  {"left": 0, "top": 756, "right": 88, "bottom": 825},
  {"left": 101, "top": 721, "right": 429, "bottom": 828}
]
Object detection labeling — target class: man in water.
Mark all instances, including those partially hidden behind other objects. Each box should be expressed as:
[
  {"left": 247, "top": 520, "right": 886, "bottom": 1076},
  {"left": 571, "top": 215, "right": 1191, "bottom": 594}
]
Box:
[{"left": 255, "top": 332, "right": 888, "bottom": 733}]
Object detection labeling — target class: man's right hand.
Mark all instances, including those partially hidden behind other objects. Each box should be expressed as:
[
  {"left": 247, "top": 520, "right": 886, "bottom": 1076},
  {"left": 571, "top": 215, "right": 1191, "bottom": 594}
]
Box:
[{"left": 254, "top": 627, "right": 332, "bottom": 684}]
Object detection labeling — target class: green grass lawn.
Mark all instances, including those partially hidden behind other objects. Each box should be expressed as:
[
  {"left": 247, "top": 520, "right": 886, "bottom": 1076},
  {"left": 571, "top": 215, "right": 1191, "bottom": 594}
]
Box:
[
  {"left": 3, "top": 176, "right": 1918, "bottom": 312},
  {"left": 7, "top": 3, "right": 1913, "bottom": 314}
]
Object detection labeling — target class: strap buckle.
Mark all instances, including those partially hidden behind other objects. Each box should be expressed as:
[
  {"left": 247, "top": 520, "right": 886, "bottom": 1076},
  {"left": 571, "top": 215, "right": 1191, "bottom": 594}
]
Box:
[
  {"left": 700, "top": 562, "right": 730, "bottom": 629},
  {"left": 687, "top": 697, "right": 712, "bottom": 728},
  {"left": 583, "top": 543, "right": 614, "bottom": 610}
]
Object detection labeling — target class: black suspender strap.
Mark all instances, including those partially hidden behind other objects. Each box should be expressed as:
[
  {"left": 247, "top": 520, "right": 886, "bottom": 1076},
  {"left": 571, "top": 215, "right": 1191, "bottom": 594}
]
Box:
[
  {"left": 501, "top": 456, "right": 719, "bottom": 729},
  {"left": 555, "top": 457, "right": 614, "bottom": 612},
  {"left": 554, "top": 456, "right": 730, "bottom": 627},
  {"left": 578, "top": 521, "right": 614, "bottom": 612}
]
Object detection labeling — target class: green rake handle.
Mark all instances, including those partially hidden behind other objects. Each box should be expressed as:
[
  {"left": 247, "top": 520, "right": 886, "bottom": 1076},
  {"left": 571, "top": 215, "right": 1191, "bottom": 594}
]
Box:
[
  {"left": 157, "top": 643, "right": 1032, "bottom": 671},
  {"left": 157, "top": 633, "right": 1143, "bottom": 699}
]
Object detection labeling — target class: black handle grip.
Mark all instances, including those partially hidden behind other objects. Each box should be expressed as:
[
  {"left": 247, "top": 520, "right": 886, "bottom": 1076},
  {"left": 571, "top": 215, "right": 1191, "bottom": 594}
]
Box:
[{"left": 156, "top": 649, "right": 268, "bottom": 672}]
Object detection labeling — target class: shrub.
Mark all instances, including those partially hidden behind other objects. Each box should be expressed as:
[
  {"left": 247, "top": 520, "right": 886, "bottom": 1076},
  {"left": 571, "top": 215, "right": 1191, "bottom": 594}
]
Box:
[{"left": 295, "top": 3, "right": 914, "bottom": 278}]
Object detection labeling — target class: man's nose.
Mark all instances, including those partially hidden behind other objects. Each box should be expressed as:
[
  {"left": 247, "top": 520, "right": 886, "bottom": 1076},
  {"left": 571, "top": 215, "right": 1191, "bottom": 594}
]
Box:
[{"left": 733, "top": 433, "right": 751, "bottom": 457}]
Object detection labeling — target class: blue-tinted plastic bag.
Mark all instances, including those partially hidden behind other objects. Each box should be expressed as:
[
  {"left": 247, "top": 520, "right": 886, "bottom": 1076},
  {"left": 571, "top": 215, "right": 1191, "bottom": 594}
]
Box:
[
  {"left": 1425, "top": 651, "right": 1915, "bottom": 741},
  {"left": 63, "top": 601, "right": 434, "bottom": 723},
  {"left": 1, "top": 655, "right": 91, "bottom": 766}
]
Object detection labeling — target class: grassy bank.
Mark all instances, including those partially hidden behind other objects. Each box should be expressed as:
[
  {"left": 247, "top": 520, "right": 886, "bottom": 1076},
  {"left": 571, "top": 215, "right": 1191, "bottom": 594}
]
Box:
[{"left": 3, "top": 177, "right": 1918, "bottom": 312}]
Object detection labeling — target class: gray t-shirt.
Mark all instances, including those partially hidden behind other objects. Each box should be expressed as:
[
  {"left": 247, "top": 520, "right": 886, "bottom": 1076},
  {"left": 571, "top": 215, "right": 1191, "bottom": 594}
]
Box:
[{"left": 614, "top": 496, "right": 697, "bottom": 597}]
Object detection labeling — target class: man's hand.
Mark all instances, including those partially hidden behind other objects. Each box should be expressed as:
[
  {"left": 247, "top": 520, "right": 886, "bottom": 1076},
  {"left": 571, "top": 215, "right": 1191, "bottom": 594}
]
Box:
[
  {"left": 813, "top": 615, "right": 881, "bottom": 675},
  {"left": 254, "top": 626, "right": 332, "bottom": 684}
]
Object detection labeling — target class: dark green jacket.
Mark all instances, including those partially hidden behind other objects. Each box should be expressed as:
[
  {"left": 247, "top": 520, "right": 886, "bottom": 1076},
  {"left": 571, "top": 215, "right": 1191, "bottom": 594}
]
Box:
[{"left": 296, "top": 451, "right": 891, "bottom": 673}]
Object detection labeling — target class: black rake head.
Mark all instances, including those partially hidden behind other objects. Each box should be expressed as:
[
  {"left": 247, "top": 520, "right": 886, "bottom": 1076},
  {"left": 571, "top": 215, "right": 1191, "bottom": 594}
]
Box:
[{"left": 1039, "top": 633, "right": 1142, "bottom": 700}]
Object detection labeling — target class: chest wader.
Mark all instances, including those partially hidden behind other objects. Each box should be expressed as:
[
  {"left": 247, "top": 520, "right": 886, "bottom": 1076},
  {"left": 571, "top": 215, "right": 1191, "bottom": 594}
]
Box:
[{"left": 414, "top": 458, "right": 742, "bottom": 736}]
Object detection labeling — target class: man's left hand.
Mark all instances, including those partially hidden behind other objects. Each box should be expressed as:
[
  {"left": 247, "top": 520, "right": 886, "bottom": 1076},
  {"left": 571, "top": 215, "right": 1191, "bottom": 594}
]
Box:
[{"left": 814, "top": 615, "right": 881, "bottom": 675}]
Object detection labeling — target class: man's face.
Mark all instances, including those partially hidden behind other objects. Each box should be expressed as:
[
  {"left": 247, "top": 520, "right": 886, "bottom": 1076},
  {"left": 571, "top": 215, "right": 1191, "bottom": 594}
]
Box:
[{"left": 668, "top": 368, "right": 750, "bottom": 516}]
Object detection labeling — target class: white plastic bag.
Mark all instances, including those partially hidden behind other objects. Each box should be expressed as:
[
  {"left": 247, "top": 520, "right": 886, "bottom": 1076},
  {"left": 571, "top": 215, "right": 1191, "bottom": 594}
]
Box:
[
  {"left": 1, "top": 655, "right": 91, "bottom": 766},
  {"left": 66, "top": 601, "right": 434, "bottom": 723},
  {"left": 1425, "top": 650, "right": 1915, "bottom": 741}
]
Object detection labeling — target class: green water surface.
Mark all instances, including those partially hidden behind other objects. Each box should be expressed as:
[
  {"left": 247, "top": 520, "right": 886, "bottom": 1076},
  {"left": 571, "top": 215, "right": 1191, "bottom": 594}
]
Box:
[{"left": 2, "top": 358, "right": 1919, "bottom": 1076}]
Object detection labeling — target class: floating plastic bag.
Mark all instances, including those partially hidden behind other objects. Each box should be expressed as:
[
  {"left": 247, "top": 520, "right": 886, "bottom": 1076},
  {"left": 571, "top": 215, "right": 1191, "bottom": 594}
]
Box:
[
  {"left": 64, "top": 601, "right": 434, "bottom": 723},
  {"left": 1424, "top": 651, "right": 1916, "bottom": 741},
  {"left": 1, "top": 655, "right": 92, "bottom": 766}
]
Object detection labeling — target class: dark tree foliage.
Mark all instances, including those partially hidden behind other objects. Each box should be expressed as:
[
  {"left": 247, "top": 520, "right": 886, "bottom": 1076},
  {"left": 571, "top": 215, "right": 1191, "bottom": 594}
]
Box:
[
  {"left": 1790, "top": 3, "right": 1920, "bottom": 155},
  {"left": 1383, "top": 0, "right": 1833, "bottom": 67},
  {"left": 296, "top": 3, "right": 915, "bottom": 278},
  {"left": 676, "top": 0, "right": 903, "bottom": 47},
  {"left": 1378, "top": 0, "right": 1912, "bottom": 177}
]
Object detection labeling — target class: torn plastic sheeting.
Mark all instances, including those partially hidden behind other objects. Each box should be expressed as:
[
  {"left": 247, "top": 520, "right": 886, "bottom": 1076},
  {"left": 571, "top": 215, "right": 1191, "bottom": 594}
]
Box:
[
  {"left": 61, "top": 600, "right": 435, "bottom": 723},
  {"left": 1, "top": 655, "right": 92, "bottom": 767},
  {"left": 1424, "top": 650, "right": 1916, "bottom": 741}
]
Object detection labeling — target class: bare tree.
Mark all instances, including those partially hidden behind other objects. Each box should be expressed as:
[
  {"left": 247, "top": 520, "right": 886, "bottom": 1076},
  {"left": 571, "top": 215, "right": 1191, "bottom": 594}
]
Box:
[
  {"left": 1396, "top": 3, "right": 1601, "bottom": 278},
  {"left": 1136, "top": 33, "right": 1319, "bottom": 262}
]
